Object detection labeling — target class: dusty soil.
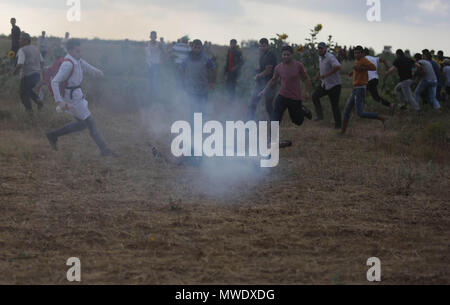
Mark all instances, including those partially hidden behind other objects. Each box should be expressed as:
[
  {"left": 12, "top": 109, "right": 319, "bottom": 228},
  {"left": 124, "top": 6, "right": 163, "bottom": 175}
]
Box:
[{"left": 0, "top": 96, "right": 449, "bottom": 285}]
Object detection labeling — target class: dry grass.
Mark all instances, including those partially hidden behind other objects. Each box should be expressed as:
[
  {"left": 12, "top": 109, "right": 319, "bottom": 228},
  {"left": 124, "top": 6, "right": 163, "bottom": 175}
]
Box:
[{"left": 0, "top": 89, "right": 449, "bottom": 284}]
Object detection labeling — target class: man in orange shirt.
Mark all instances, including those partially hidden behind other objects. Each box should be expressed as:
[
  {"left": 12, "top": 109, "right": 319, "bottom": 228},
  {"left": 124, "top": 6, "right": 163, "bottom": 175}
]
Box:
[{"left": 342, "top": 46, "right": 386, "bottom": 134}]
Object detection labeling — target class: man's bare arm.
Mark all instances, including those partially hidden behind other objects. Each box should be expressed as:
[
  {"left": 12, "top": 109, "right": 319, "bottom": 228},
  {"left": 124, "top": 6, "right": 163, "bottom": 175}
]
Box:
[
  {"left": 380, "top": 58, "right": 390, "bottom": 70},
  {"left": 10, "top": 64, "right": 23, "bottom": 76},
  {"left": 385, "top": 66, "right": 396, "bottom": 77}
]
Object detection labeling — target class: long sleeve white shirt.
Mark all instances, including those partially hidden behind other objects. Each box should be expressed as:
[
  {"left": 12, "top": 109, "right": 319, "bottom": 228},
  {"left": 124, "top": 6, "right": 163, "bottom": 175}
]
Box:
[{"left": 51, "top": 54, "right": 103, "bottom": 120}]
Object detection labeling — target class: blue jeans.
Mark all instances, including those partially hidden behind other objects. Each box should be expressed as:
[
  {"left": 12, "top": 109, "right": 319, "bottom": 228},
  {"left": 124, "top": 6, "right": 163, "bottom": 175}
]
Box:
[
  {"left": 415, "top": 80, "right": 441, "bottom": 109},
  {"left": 344, "top": 87, "right": 378, "bottom": 121}
]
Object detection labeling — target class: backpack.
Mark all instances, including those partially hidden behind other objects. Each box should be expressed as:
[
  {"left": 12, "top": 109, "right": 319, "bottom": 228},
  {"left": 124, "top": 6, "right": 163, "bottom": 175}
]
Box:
[{"left": 39, "top": 58, "right": 75, "bottom": 98}]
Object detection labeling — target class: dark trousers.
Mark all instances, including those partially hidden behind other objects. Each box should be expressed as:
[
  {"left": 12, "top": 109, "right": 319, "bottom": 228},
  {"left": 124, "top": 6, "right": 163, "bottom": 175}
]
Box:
[
  {"left": 271, "top": 95, "right": 305, "bottom": 126},
  {"left": 20, "top": 73, "right": 42, "bottom": 112},
  {"left": 226, "top": 70, "right": 239, "bottom": 101},
  {"left": 367, "top": 79, "right": 391, "bottom": 107},
  {"left": 312, "top": 84, "right": 342, "bottom": 127},
  {"left": 249, "top": 81, "right": 276, "bottom": 120},
  {"left": 48, "top": 116, "right": 107, "bottom": 153}
]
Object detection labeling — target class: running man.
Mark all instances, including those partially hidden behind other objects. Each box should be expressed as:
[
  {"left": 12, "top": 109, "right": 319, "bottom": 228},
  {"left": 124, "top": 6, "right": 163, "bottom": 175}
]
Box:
[
  {"left": 9, "top": 33, "right": 44, "bottom": 114},
  {"left": 46, "top": 39, "right": 117, "bottom": 157},
  {"left": 312, "top": 42, "right": 342, "bottom": 129},
  {"left": 413, "top": 53, "right": 441, "bottom": 110},
  {"left": 260, "top": 46, "right": 312, "bottom": 143},
  {"left": 385, "top": 49, "right": 420, "bottom": 111},
  {"left": 248, "top": 38, "right": 278, "bottom": 120},
  {"left": 422, "top": 49, "right": 442, "bottom": 102},
  {"left": 364, "top": 48, "right": 395, "bottom": 113},
  {"left": 342, "top": 46, "right": 386, "bottom": 135}
]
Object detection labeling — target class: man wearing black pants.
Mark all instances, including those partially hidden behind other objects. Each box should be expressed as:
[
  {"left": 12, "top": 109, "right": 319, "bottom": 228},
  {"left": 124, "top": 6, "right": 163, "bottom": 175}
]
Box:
[
  {"left": 10, "top": 18, "right": 21, "bottom": 66},
  {"left": 224, "top": 39, "right": 243, "bottom": 101},
  {"left": 20, "top": 73, "right": 43, "bottom": 112},
  {"left": 260, "top": 46, "right": 312, "bottom": 146},
  {"left": 312, "top": 84, "right": 342, "bottom": 128},
  {"left": 364, "top": 48, "right": 395, "bottom": 114},
  {"left": 313, "top": 42, "right": 342, "bottom": 129},
  {"left": 10, "top": 33, "right": 44, "bottom": 113}
]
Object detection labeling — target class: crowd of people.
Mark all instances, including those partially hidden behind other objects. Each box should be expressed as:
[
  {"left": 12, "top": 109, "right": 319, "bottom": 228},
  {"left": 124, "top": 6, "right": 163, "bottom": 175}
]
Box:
[{"left": 6, "top": 17, "right": 450, "bottom": 158}]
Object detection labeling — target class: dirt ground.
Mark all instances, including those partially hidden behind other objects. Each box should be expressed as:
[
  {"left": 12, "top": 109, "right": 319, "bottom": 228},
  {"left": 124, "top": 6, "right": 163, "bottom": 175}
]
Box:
[{"left": 0, "top": 96, "right": 449, "bottom": 285}]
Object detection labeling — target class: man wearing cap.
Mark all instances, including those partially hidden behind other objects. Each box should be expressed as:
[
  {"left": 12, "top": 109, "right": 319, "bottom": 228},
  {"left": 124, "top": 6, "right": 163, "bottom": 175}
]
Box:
[
  {"left": 312, "top": 42, "right": 342, "bottom": 129},
  {"left": 10, "top": 32, "right": 44, "bottom": 114}
]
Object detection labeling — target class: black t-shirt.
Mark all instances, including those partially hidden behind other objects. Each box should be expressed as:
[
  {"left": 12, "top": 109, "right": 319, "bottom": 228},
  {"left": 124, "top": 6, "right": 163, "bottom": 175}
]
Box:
[
  {"left": 393, "top": 57, "right": 415, "bottom": 81},
  {"left": 259, "top": 50, "right": 277, "bottom": 83},
  {"left": 11, "top": 25, "right": 21, "bottom": 51}
]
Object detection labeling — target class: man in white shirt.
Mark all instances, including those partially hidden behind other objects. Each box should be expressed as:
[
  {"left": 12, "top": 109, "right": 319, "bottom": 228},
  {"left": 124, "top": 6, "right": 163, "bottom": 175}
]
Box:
[
  {"left": 10, "top": 32, "right": 44, "bottom": 113},
  {"left": 171, "top": 36, "right": 191, "bottom": 88},
  {"left": 414, "top": 53, "right": 441, "bottom": 110},
  {"left": 364, "top": 48, "right": 395, "bottom": 114},
  {"left": 46, "top": 39, "right": 117, "bottom": 157},
  {"left": 313, "top": 42, "right": 342, "bottom": 129},
  {"left": 145, "top": 31, "right": 163, "bottom": 98},
  {"left": 172, "top": 36, "right": 191, "bottom": 66}
]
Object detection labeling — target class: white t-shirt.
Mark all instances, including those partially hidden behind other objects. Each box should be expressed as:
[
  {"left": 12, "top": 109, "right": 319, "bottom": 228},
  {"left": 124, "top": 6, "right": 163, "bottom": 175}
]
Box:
[
  {"left": 172, "top": 43, "right": 191, "bottom": 64},
  {"left": 366, "top": 56, "right": 379, "bottom": 81}
]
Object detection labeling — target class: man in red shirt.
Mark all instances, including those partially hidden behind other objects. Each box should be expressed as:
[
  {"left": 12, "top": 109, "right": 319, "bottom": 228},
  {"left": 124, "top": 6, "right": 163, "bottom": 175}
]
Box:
[
  {"left": 224, "top": 39, "right": 243, "bottom": 101},
  {"left": 260, "top": 46, "right": 312, "bottom": 145}
]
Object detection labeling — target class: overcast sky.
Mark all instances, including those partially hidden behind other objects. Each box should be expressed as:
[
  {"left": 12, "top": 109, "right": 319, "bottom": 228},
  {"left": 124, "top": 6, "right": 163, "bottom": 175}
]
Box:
[{"left": 1, "top": 0, "right": 449, "bottom": 53}]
